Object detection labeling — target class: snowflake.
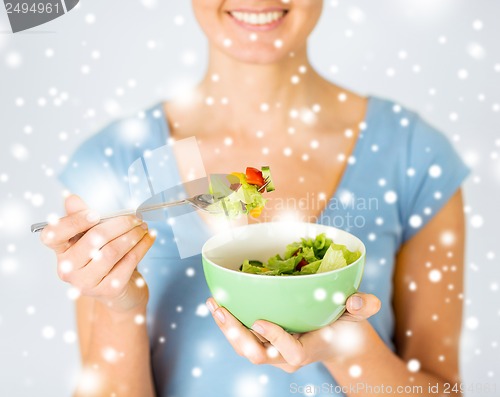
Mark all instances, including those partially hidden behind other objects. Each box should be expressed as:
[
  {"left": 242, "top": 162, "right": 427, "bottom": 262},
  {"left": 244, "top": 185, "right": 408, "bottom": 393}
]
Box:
[
  {"left": 6, "top": 52, "right": 22, "bottom": 68},
  {"left": 407, "top": 359, "right": 421, "bottom": 372},
  {"left": 313, "top": 288, "right": 327, "bottom": 301},
  {"left": 347, "top": 7, "right": 365, "bottom": 24},
  {"left": 1, "top": 257, "right": 17, "bottom": 274},
  {"left": 42, "top": 326, "right": 56, "bottom": 339},
  {"left": 11, "top": 143, "right": 29, "bottom": 161},
  {"left": 409, "top": 215, "right": 423, "bottom": 228},
  {"left": 332, "top": 292, "right": 345, "bottom": 305},
  {"left": 174, "top": 15, "right": 185, "bottom": 26},
  {"left": 472, "top": 19, "right": 483, "bottom": 30},
  {"left": 191, "top": 367, "right": 202, "bottom": 378},
  {"left": 102, "top": 347, "right": 119, "bottom": 363},
  {"left": 67, "top": 287, "right": 81, "bottom": 301},
  {"left": 438, "top": 35, "right": 447, "bottom": 44},
  {"left": 470, "top": 214, "right": 484, "bottom": 228},
  {"left": 141, "top": 0, "right": 158, "bottom": 8},
  {"left": 429, "top": 269, "right": 442, "bottom": 283},
  {"left": 63, "top": 331, "right": 77, "bottom": 344},
  {"left": 465, "top": 316, "right": 479, "bottom": 330},
  {"left": 85, "top": 14, "right": 96, "bottom": 24},
  {"left": 258, "top": 375, "right": 268, "bottom": 385},
  {"left": 457, "top": 69, "right": 468, "bottom": 80},
  {"left": 467, "top": 42, "right": 485, "bottom": 59},
  {"left": 134, "top": 314, "right": 145, "bottom": 325},
  {"left": 349, "top": 364, "right": 362, "bottom": 378},
  {"left": 440, "top": 231, "right": 455, "bottom": 246},
  {"left": 384, "top": 190, "right": 397, "bottom": 204},
  {"left": 428, "top": 165, "right": 442, "bottom": 178},
  {"left": 195, "top": 304, "right": 209, "bottom": 317}
]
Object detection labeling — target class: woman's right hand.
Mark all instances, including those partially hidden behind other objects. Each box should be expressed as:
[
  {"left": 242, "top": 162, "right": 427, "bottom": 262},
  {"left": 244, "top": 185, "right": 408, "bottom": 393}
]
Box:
[{"left": 41, "top": 195, "right": 156, "bottom": 313}]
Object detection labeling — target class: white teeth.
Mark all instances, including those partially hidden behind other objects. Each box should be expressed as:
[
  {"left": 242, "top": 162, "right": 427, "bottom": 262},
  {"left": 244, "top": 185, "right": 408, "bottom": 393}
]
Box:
[{"left": 230, "top": 11, "right": 286, "bottom": 25}]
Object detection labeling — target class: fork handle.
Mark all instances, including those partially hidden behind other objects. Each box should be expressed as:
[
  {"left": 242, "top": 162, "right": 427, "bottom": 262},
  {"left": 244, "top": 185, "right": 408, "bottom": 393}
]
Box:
[
  {"left": 30, "top": 198, "right": 190, "bottom": 233},
  {"left": 31, "top": 209, "right": 138, "bottom": 233}
]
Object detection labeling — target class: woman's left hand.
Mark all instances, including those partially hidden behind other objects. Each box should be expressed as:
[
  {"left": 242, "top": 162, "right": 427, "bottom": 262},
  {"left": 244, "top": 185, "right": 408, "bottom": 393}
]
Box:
[{"left": 206, "top": 292, "right": 381, "bottom": 373}]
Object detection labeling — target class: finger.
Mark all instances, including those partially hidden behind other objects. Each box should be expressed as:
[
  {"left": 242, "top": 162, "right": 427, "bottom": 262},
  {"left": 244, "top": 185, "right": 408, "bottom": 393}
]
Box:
[
  {"left": 271, "top": 363, "right": 301, "bottom": 374},
  {"left": 206, "top": 298, "right": 285, "bottom": 365},
  {"left": 65, "top": 195, "right": 88, "bottom": 215},
  {"left": 70, "top": 224, "right": 149, "bottom": 290},
  {"left": 250, "top": 329, "right": 269, "bottom": 344},
  {"left": 95, "top": 234, "right": 156, "bottom": 310},
  {"left": 40, "top": 209, "right": 101, "bottom": 252},
  {"left": 251, "top": 320, "right": 306, "bottom": 367},
  {"left": 63, "top": 216, "right": 144, "bottom": 269},
  {"left": 345, "top": 292, "right": 381, "bottom": 320}
]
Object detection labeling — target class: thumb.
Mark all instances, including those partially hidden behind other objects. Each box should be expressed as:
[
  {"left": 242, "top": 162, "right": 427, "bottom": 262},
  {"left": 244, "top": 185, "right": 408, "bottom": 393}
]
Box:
[
  {"left": 65, "top": 194, "right": 89, "bottom": 215},
  {"left": 345, "top": 292, "right": 381, "bottom": 320}
]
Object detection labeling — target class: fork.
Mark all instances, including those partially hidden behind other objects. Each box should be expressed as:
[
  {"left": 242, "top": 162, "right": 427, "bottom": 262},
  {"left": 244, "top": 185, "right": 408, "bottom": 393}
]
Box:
[
  {"left": 31, "top": 180, "right": 271, "bottom": 233},
  {"left": 30, "top": 193, "right": 224, "bottom": 233}
]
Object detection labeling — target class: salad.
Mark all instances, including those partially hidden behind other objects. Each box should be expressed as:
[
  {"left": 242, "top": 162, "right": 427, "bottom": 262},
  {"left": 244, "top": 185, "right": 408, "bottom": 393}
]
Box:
[
  {"left": 208, "top": 166, "right": 275, "bottom": 218},
  {"left": 239, "top": 233, "right": 361, "bottom": 276}
]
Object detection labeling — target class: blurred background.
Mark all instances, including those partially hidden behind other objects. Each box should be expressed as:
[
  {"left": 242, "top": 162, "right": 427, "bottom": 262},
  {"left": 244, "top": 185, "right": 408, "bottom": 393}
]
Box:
[{"left": 0, "top": 0, "right": 499, "bottom": 395}]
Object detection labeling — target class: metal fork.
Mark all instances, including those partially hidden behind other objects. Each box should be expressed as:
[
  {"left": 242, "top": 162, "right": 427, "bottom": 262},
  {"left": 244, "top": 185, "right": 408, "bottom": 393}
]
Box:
[
  {"left": 30, "top": 193, "right": 224, "bottom": 233},
  {"left": 31, "top": 181, "right": 271, "bottom": 233}
]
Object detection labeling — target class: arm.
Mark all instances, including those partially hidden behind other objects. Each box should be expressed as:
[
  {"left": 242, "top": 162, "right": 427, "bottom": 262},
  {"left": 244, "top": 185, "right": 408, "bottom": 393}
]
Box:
[
  {"left": 74, "top": 282, "right": 154, "bottom": 397},
  {"left": 207, "top": 189, "right": 465, "bottom": 397},
  {"left": 41, "top": 195, "right": 156, "bottom": 397},
  {"left": 323, "top": 189, "right": 464, "bottom": 395}
]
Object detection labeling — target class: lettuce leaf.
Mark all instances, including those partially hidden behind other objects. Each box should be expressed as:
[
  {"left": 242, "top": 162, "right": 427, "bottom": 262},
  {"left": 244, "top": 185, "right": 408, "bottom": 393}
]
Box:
[
  {"left": 299, "top": 259, "right": 322, "bottom": 274},
  {"left": 316, "top": 246, "right": 347, "bottom": 273},
  {"left": 208, "top": 174, "right": 267, "bottom": 217},
  {"left": 266, "top": 255, "right": 297, "bottom": 274},
  {"left": 239, "top": 234, "right": 361, "bottom": 276},
  {"left": 330, "top": 243, "right": 362, "bottom": 265}
]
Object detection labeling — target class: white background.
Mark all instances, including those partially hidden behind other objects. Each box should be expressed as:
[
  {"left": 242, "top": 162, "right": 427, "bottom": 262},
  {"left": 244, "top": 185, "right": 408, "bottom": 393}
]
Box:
[{"left": 0, "top": 1, "right": 499, "bottom": 395}]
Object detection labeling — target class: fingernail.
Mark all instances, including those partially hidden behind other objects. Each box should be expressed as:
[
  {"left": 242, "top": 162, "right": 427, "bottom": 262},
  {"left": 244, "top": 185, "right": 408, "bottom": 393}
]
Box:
[
  {"left": 215, "top": 309, "right": 225, "bottom": 323},
  {"left": 252, "top": 323, "right": 265, "bottom": 335},
  {"left": 350, "top": 295, "right": 363, "bottom": 311},
  {"left": 140, "top": 222, "right": 149, "bottom": 230},
  {"left": 86, "top": 211, "right": 100, "bottom": 223},
  {"left": 206, "top": 300, "right": 215, "bottom": 313}
]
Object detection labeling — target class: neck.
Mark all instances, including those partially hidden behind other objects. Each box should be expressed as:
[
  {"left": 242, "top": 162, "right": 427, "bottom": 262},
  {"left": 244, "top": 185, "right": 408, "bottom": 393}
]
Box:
[{"left": 194, "top": 45, "right": 326, "bottom": 134}]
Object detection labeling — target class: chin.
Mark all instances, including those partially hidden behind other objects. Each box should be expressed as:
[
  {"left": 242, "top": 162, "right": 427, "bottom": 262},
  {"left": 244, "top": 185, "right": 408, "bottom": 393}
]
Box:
[{"left": 220, "top": 44, "right": 293, "bottom": 65}]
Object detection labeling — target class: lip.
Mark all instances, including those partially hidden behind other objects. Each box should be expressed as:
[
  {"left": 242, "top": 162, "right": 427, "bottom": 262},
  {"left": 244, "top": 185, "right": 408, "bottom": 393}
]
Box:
[{"left": 226, "top": 8, "right": 288, "bottom": 32}]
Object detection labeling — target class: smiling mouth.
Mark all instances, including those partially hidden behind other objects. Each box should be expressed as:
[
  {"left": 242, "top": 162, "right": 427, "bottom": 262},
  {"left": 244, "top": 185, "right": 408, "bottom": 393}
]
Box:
[{"left": 228, "top": 9, "right": 288, "bottom": 28}]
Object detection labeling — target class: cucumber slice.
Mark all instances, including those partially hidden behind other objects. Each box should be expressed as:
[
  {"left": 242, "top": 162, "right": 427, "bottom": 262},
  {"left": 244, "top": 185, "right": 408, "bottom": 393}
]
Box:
[{"left": 261, "top": 166, "right": 275, "bottom": 192}]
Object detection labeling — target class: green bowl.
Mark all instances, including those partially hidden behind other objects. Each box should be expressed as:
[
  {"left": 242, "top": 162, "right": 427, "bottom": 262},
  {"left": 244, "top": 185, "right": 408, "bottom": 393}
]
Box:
[{"left": 202, "top": 222, "right": 366, "bottom": 333}]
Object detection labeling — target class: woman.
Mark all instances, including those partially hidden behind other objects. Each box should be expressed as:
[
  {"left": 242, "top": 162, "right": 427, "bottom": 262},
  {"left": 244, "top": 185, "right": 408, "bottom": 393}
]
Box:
[{"left": 41, "top": 1, "right": 468, "bottom": 396}]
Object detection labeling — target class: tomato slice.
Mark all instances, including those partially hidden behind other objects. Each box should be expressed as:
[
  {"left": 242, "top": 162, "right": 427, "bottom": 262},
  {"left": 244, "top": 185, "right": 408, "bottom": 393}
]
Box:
[
  {"left": 296, "top": 258, "right": 309, "bottom": 271},
  {"left": 245, "top": 167, "right": 265, "bottom": 187}
]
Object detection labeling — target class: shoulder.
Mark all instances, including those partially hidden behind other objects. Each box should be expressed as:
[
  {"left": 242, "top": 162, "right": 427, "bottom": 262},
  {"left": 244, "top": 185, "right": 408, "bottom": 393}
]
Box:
[
  {"left": 365, "top": 97, "right": 469, "bottom": 241},
  {"left": 365, "top": 96, "right": 460, "bottom": 169},
  {"left": 78, "top": 103, "right": 167, "bottom": 159},
  {"left": 58, "top": 102, "right": 168, "bottom": 210},
  {"left": 367, "top": 96, "right": 449, "bottom": 145}
]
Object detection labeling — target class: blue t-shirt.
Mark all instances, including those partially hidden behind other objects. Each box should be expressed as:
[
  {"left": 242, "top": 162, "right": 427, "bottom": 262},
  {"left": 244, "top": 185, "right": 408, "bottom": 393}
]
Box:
[{"left": 59, "top": 96, "right": 469, "bottom": 397}]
